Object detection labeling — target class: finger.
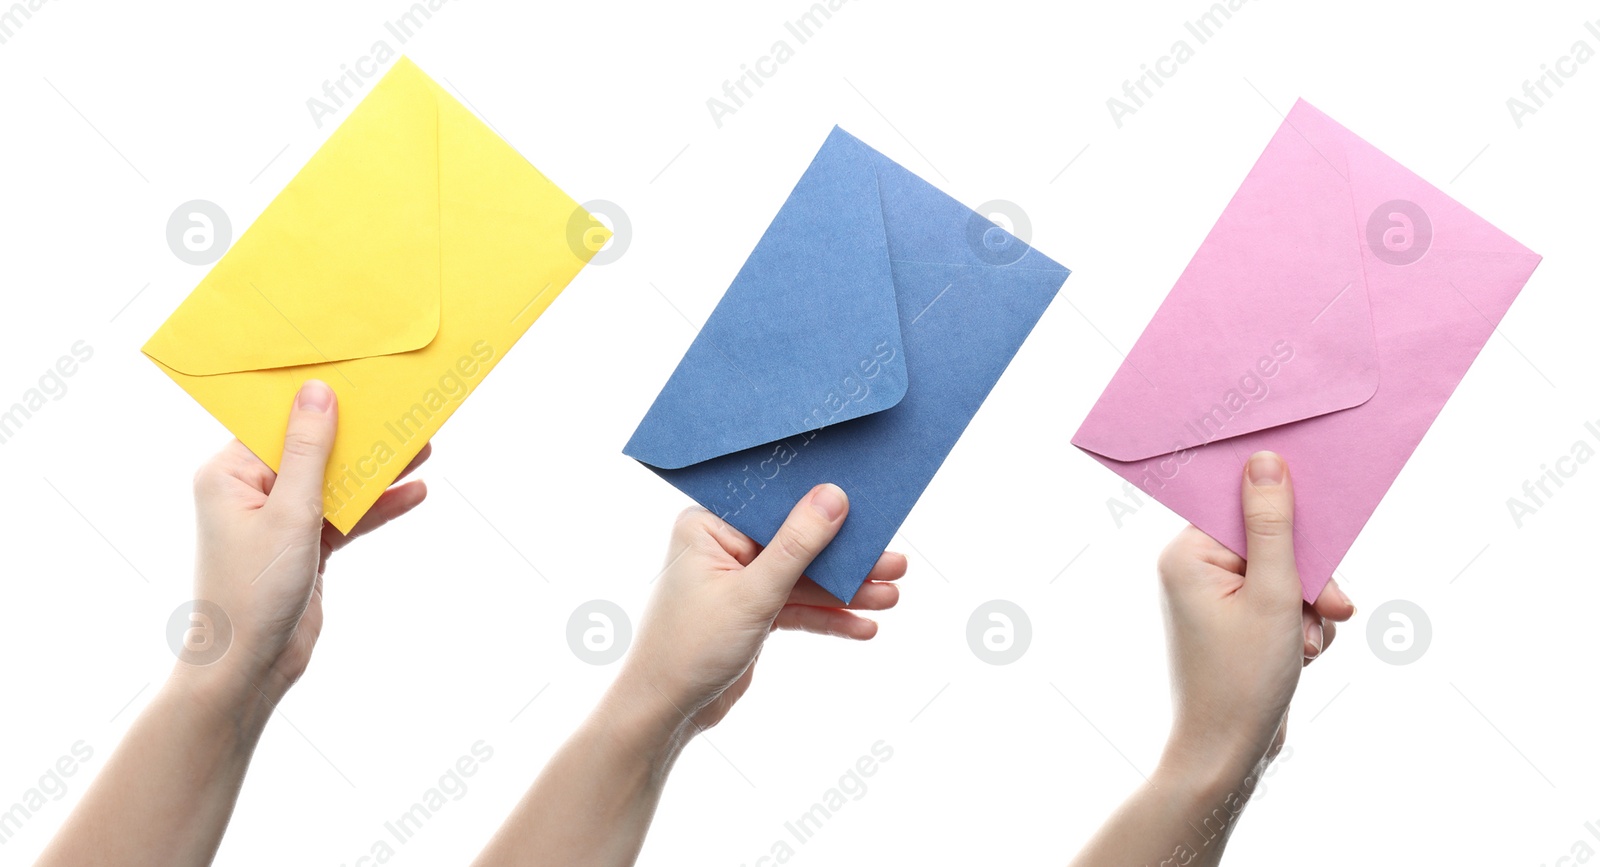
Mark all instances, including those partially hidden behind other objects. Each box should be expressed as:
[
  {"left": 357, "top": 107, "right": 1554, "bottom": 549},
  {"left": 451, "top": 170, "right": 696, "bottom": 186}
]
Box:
[
  {"left": 1199, "top": 542, "right": 1246, "bottom": 576},
  {"left": 772, "top": 604, "right": 878, "bottom": 639},
  {"left": 787, "top": 578, "right": 900, "bottom": 611},
  {"left": 1184, "top": 524, "right": 1246, "bottom": 574},
  {"left": 676, "top": 514, "right": 901, "bottom": 579},
  {"left": 1160, "top": 525, "right": 1245, "bottom": 584},
  {"left": 782, "top": 552, "right": 907, "bottom": 606},
  {"left": 744, "top": 484, "right": 849, "bottom": 605},
  {"left": 394, "top": 443, "right": 433, "bottom": 485},
  {"left": 195, "top": 442, "right": 267, "bottom": 502},
  {"left": 1301, "top": 612, "right": 1340, "bottom": 666},
  {"left": 215, "top": 439, "right": 277, "bottom": 493},
  {"left": 672, "top": 507, "right": 762, "bottom": 567},
  {"left": 269, "top": 380, "right": 339, "bottom": 516},
  {"left": 863, "top": 551, "right": 908, "bottom": 583},
  {"left": 1239, "top": 451, "right": 1300, "bottom": 612},
  {"left": 704, "top": 514, "right": 762, "bottom": 566},
  {"left": 1301, "top": 607, "right": 1325, "bottom": 661},
  {"left": 1311, "top": 577, "right": 1356, "bottom": 622},
  {"left": 324, "top": 480, "right": 428, "bottom": 553}
]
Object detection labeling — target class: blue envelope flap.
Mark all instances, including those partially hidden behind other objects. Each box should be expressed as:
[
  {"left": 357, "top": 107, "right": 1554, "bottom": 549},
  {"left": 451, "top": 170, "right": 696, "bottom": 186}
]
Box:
[
  {"left": 624, "top": 127, "right": 909, "bottom": 470},
  {"left": 868, "top": 144, "right": 1067, "bottom": 275}
]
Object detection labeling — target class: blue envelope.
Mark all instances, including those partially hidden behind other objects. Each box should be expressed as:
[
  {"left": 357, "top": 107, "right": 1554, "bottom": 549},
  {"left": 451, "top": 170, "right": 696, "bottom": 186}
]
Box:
[{"left": 624, "top": 127, "right": 1069, "bottom": 602}]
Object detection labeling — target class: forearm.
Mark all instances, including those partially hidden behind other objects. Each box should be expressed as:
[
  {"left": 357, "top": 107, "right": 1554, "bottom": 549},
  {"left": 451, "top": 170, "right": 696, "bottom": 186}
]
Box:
[
  {"left": 35, "top": 665, "right": 278, "bottom": 867},
  {"left": 472, "top": 673, "right": 690, "bottom": 867},
  {"left": 1068, "top": 747, "right": 1268, "bottom": 867}
]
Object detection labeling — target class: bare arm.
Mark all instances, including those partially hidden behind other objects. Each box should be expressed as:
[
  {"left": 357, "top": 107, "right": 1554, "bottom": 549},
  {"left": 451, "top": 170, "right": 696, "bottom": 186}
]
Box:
[
  {"left": 1069, "top": 452, "right": 1355, "bottom": 866},
  {"left": 35, "top": 382, "right": 428, "bottom": 867},
  {"left": 471, "top": 486, "right": 905, "bottom": 866},
  {"left": 35, "top": 666, "right": 279, "bottom": 866}
]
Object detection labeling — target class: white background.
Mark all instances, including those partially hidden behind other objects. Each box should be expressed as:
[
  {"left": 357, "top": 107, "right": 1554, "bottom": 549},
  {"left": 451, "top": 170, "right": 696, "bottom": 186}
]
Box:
[{"left": 1, "top": 1, "right": 1596, "bottom": 864}]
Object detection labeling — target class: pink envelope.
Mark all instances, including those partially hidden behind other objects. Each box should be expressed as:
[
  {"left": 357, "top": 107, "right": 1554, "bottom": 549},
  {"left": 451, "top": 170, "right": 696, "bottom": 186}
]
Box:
[{"left": 1072, "top": 99, "right": 1541, "bottom": 603}]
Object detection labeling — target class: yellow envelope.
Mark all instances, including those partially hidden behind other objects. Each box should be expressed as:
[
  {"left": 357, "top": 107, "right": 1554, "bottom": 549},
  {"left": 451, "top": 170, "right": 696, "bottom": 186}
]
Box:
[{"left": 144, "top": 57, "right": 607, "bottom": 533}]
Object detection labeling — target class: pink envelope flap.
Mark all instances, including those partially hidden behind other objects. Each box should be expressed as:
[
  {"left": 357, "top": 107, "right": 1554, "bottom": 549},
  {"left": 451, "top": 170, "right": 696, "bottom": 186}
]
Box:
[{"left": 1073, "top": 102, "right": 1387, "bottom": 463}]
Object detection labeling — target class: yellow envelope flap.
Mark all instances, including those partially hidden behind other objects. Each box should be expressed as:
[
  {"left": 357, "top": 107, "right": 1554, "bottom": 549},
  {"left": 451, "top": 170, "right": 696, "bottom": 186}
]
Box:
[{"left": 143, "top": 59, "right": 443, "bottom": 377}]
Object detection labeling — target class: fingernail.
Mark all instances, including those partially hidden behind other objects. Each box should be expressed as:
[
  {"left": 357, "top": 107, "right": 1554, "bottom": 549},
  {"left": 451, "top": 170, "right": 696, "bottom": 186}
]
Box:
[
  {"left": 1305, "top": 620, "right": 1324, "bottom": 660},
  {"left": 1247, "top": 451, "right": 1284, "bottom": 486},
  {"left": 1333, "top": 582, "right": 1354, "bottom": 612},
  {"left": 297, "top": 380, "right": 334, "bottom": 413},
  {"left": 810, "top": 484, "right": 847, "bottom": 521}
]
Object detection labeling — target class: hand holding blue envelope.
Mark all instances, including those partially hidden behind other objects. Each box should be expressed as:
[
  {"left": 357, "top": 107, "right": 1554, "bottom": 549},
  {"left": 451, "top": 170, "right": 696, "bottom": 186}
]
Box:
[{"left": 623, "top": 127, "right": 1071, "bottom": 603}]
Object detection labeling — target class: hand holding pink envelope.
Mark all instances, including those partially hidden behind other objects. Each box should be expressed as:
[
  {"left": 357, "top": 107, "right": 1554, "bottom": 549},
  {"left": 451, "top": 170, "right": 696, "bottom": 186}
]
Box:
[{"left": 1073, "top": 99, "right": 1542, "bottom": 603}]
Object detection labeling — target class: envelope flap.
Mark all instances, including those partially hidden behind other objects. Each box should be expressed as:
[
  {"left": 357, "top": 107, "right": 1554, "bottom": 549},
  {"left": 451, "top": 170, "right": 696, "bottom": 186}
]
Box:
[
  {"left": 1072, "top": 100, "right": 1381, "bottom": 463},
  {"left": 869, "top": 146, "right": 1068, "bottom": 275},
  {"left": 142, "top": 58, "right": 442, "bottom": 377},
  {"left": 1340, "top": 103, "right": 1543, "bottom": 281},
  {"left": 624, "top": 127, "right": 908, "bottom": 470}
]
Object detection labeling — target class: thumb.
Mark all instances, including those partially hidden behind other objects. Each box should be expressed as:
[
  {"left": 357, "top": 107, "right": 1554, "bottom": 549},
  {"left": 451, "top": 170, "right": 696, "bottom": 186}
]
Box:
[
  {"left": 270, "top": 380, "right": 338, "bottom": 519},
  {"left": 744, "top": 484, "right": 849, "bottom": 606},
  {"left": 1239, "top": 451, "right": 1300, "bottom": 610}
]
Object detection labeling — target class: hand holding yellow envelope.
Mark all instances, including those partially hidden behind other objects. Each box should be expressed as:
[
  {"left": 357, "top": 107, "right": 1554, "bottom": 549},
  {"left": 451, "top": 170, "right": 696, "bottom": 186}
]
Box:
[{"left": 144, "top": 58, "right": 606, "bottom": 533}]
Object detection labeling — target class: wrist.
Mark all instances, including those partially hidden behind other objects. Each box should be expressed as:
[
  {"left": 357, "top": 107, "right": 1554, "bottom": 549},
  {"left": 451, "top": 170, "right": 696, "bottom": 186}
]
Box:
[
  {"left": 1163, "top": 711, "right": 1281, "bottom": 780},
  {"left": 166, "top": 659, "right": 284, "bottom": 739},
  {"left": 1154, "top": 735, "right": 1275, "bottom": 819},
  {"left": 596, "top": 666, "right": 696, "bottom": 771}
]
